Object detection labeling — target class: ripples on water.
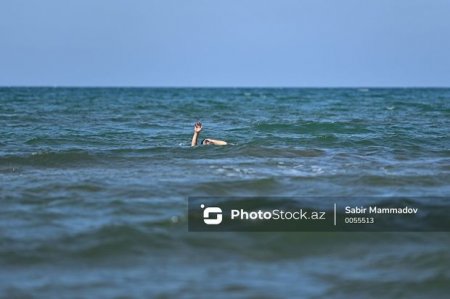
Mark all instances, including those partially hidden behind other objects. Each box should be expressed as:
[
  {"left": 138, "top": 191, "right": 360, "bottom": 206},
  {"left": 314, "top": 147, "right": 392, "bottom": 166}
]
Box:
[{"left": 0, "top": 88, "right": 449, "bottom": 298}]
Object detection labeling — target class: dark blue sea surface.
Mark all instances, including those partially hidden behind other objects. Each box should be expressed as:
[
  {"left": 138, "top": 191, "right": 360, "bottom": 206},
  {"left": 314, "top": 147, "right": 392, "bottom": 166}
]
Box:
[{"left": 0, "top": 88, "right": 449, "bottom": 298}]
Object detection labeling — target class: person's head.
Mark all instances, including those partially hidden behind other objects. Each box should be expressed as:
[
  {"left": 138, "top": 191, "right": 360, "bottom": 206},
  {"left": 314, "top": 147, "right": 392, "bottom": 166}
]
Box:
[{"left": 201, "top": 139, "right": 213, "bottom": 145}]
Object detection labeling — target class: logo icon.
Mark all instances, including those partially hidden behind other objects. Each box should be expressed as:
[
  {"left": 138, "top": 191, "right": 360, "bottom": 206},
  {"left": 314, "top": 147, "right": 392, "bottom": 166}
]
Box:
[{"left": 201, "top": 204, "right": 222, "bottom": 225}]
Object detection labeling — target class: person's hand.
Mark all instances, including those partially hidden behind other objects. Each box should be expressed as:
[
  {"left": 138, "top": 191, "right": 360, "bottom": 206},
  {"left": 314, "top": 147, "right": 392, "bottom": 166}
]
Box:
[{"left": 194, "top": 121, "right": 202, "bottom": 133}]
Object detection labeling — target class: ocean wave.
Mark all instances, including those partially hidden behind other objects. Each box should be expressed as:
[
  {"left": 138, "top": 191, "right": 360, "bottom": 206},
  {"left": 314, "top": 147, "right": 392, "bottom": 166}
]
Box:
[
  {"left": 0, "top": 150, "right": 101, "bottom": 167},
  {"left": 1, "top": 196, "right": 448, "bottom": 264},
  {"left": 253, "top": 121, "right": 373, "bottom": 135}
]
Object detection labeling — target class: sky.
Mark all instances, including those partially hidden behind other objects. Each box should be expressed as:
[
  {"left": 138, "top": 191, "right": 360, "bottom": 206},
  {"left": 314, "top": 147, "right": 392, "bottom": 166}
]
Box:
[{"left": 0, "top": 0, "right": 449, "bottom": 87}]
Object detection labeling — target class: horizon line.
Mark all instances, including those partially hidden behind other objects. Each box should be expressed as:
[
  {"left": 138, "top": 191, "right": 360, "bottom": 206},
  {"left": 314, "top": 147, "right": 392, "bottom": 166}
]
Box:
[{"left": 0, "top": 85, "right": 449, "bottom": 89}]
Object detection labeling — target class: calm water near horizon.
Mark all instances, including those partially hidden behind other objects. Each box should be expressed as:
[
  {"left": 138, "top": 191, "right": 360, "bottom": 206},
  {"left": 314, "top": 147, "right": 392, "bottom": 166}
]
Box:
[{"left": 1, "top": 87, "right": 449, "bottom": 298}]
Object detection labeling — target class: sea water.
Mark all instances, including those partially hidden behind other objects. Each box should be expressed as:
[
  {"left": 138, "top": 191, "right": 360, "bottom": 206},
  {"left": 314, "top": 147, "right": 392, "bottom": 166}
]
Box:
[{"left": 0, "top": 88, "right": 449, "bottom": 298}]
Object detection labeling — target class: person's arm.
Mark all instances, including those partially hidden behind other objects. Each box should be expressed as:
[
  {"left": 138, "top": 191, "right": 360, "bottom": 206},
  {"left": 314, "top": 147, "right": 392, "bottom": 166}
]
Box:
[
  {"left": 206, "top": 138, "right": 227, "bottom": 145},
  {"left": 191, "top": 122, "right": 202, "bottom": 146}
]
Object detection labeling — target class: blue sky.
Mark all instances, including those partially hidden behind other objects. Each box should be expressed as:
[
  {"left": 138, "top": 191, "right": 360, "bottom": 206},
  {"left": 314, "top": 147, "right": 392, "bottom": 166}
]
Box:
[{"left": 1, "top": 0, "right": 449, "bottom": 87}]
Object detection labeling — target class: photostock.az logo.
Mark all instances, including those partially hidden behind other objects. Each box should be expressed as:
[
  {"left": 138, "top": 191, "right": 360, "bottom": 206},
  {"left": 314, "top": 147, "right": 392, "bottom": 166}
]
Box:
[{"left": 201, "top": 204, "right": 222, "bottom": 225}]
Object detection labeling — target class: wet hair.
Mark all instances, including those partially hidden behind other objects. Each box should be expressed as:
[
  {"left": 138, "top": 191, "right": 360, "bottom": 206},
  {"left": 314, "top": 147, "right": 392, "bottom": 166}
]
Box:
[{"left": 201, "top": 139, "right": 207, "bottom": 145}]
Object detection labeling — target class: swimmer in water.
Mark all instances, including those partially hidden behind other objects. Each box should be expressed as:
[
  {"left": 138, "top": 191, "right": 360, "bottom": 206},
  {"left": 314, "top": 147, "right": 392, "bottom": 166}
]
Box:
[{"left": 191, "top": 121, "right": 227, "bottom": 146}]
